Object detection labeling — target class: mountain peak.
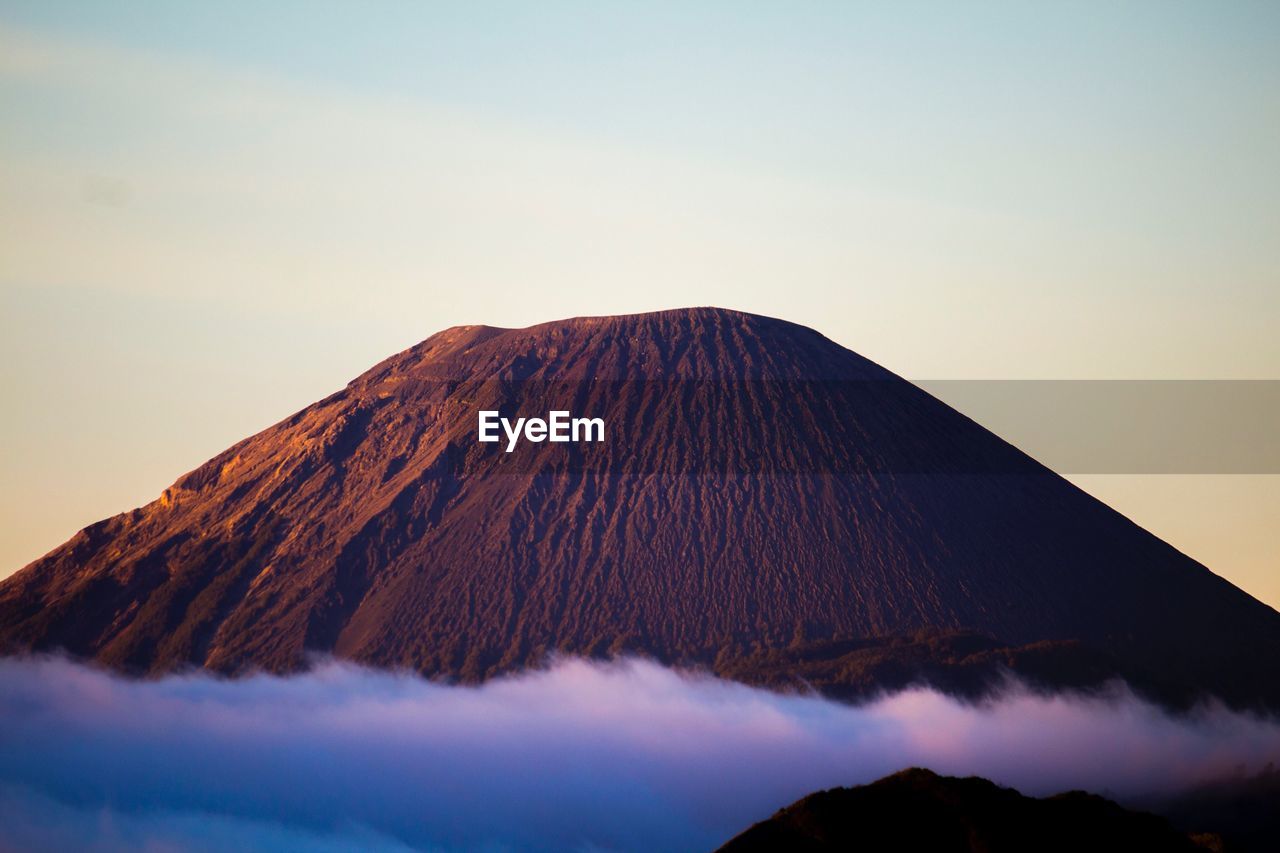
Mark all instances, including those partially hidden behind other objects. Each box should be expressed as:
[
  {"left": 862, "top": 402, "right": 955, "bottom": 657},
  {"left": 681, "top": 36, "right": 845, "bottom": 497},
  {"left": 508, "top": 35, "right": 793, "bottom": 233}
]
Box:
[{"left": 364, "top": 306, "right": 879, "bottom": 385}]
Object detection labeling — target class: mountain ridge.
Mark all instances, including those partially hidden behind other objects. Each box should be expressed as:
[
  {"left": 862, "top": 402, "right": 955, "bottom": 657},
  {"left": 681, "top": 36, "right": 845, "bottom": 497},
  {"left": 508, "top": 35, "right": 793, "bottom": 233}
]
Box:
[{"left": 716, "top": 768, "right": 1219, "bottom": 852}]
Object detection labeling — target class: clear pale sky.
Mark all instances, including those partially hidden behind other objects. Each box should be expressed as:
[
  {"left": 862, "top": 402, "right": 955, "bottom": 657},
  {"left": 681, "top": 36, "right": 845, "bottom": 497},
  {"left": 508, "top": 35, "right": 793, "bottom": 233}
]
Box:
[{"left": 1, "top": 2, "right": 1277, "bottom": 606}]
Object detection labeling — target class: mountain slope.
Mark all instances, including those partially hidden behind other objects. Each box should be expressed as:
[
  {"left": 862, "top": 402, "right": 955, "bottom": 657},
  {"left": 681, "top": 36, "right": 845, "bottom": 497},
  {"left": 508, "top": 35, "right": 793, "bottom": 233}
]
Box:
[
  {"left": 716, "top": 769, "right": 1217, "bottom": 853},
  {"left": 2, "top": 308, "right": 1278, "bottom": 708}
]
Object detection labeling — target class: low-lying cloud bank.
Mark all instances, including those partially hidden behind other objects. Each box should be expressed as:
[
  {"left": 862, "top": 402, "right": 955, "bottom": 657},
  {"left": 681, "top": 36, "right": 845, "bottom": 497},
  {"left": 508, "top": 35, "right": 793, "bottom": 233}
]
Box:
[{"left": 1, "top": 656, "right": 1278, "bottom": 852}]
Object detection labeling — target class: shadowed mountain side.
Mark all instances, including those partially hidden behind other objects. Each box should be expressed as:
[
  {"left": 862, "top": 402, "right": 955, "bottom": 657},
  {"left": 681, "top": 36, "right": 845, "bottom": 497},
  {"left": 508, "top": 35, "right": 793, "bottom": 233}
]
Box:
[
  {"left": 717, "top": 769, "right": 1219, "bottom": 853},
  {"left": 1, "top": 308, "right": 1278, "bottom": 710},
  {"left": 1142, "top": 766, "right": 1280, "bottom": 853},
  {"left": 714, "top": 632, "right": 1150, "bottom": 703}
]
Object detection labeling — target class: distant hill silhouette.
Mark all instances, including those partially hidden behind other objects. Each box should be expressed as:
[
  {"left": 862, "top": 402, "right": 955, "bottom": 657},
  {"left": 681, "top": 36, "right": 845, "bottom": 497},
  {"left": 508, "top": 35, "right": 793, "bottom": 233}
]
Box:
[
  {"left": 2, "top": 308, "right": 1278, "bottom": 709},
  {"left": 717, "top": 768, "right": 1219, "bottom": 853}
]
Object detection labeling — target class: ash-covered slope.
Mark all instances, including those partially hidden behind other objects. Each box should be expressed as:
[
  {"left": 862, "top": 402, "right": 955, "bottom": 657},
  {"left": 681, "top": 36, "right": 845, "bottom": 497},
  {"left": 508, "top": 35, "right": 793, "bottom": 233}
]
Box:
[{"left": 1, "top": 308, "right": 1277, "bottom": 708}]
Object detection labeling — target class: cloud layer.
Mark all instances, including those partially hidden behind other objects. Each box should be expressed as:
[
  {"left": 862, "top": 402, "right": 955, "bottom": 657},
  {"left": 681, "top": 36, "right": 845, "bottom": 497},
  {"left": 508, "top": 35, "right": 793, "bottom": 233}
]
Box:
[{"left": 1, "top": 656, "right": 1278, "bottom": 852}]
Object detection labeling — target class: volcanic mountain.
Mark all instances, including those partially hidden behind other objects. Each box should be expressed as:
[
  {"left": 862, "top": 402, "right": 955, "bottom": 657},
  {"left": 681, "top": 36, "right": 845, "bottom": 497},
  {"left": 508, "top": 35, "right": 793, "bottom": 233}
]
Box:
[{"left": 2, "top": 308, "right": 1278, "bottom": 708}]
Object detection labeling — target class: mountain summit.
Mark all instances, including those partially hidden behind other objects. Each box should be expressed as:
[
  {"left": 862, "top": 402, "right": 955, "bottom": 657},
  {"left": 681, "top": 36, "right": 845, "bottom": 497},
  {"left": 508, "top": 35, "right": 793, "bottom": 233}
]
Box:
[{"left": 2, "top": 308, "right": 1277, "bottom": 708}]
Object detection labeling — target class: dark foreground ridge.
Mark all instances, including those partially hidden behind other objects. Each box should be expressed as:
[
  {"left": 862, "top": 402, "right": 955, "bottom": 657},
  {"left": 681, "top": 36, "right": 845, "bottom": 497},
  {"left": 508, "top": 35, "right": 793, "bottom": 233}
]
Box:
[
  {"left": 2, "top": 308, "right": 1279, "bottom": 709},
  {"left": 716, "top": 768, "right": 1220, "bottom": 853}
]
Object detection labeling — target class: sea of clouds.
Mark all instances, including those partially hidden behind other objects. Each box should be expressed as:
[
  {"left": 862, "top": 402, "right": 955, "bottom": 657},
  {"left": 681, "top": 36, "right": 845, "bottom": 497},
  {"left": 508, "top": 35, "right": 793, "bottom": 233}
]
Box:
[{"left": 1, "top": 655, "right": 1279, "bottom": 852}]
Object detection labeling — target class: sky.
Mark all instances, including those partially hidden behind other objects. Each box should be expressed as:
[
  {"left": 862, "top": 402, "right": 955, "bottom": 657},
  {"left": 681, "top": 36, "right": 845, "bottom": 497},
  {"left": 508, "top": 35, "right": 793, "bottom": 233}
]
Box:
[{"left": 0, "top": 2, "right": 1277, "bottom": 604}]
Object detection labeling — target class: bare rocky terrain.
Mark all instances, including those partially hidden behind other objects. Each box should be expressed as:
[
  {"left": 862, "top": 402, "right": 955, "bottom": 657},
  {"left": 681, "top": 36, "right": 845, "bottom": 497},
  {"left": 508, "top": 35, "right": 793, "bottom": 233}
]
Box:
[{"left": 2, "top": 307, "right": 1278, "bottom": 709}]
